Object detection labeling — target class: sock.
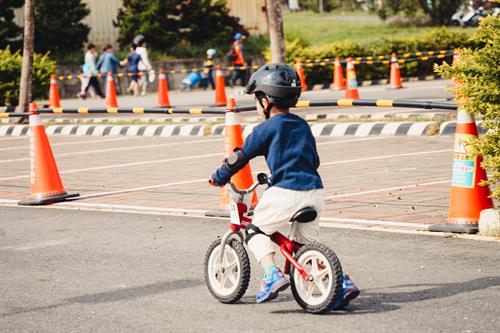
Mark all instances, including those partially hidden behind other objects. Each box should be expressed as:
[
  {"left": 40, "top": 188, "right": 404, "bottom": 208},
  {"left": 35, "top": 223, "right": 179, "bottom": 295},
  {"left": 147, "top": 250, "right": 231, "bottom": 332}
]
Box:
[{"left": 264, "top": 265, "right": 278, "bottom": 276}]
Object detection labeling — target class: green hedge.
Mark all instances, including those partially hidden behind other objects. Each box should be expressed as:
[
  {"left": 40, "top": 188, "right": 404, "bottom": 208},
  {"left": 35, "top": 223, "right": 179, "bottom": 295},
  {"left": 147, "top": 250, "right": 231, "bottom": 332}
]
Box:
[
  {"left": 0, "top": 47, "right": 56, "bottom": 106},
  {"left": 275, "top": 28, "right": 478, "bottom": 88}
]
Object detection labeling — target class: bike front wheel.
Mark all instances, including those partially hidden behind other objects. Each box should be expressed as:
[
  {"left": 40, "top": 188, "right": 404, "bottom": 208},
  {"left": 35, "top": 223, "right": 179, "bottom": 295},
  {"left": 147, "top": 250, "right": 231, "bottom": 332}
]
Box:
[
  {"left": 204, "top": 238, "right": 250, "bottom": 304},
  {"left": 290, "top": 241, "right": 343, "bottom": 314}
]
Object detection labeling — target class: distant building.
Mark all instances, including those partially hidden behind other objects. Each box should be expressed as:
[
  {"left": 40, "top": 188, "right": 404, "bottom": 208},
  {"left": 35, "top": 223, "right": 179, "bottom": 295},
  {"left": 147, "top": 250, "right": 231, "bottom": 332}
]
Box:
[{"left": 14, "top": 0, "right": 268, "bottom": 48}]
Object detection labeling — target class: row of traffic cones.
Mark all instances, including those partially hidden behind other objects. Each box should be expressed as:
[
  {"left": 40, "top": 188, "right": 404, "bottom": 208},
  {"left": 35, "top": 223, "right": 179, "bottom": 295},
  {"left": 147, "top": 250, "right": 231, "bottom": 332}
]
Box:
[{"left": 48, "top": 67, "right": 229, "bottom": 109}]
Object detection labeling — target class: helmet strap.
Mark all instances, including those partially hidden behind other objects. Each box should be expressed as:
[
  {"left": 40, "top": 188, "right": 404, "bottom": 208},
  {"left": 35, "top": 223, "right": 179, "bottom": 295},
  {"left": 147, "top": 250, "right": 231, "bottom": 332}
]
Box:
[{"left": 257, "top": 95, "right": 273, "bottom": 120}]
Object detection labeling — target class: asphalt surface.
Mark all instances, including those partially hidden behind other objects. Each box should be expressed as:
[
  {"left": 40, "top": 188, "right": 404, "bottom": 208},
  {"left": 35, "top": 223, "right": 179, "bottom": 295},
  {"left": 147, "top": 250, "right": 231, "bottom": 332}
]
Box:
[{"left": 1, "top": 207, "right": 499, "bottom": 332}]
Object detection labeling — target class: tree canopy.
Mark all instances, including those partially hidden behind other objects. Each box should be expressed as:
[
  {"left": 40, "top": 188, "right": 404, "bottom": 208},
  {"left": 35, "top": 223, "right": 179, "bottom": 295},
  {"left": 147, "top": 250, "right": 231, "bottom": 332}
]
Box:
[{"left": 114, "top": 0, "right": 246, "bottom": 52}]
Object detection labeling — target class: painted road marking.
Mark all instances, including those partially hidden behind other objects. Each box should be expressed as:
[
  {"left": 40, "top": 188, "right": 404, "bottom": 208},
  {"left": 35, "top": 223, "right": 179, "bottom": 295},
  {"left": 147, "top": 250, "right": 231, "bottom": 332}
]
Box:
[
  {"left": 0, "top": 148, "right": 451, "bottom": 182},
  {"left": 0, "top": 138, "right": 224, "bottom": 163},
  {"left": 0, "top": 199, "right": 432, "bottom": 229},
  {"left": 0, "top": 239, "right": 73, "bottom": 251},
  {"left": 324, "top": 179, "right": 450, "bottom": 199},
  {"left": 0, "top": 137, "right": 132, "bottom": 151}
]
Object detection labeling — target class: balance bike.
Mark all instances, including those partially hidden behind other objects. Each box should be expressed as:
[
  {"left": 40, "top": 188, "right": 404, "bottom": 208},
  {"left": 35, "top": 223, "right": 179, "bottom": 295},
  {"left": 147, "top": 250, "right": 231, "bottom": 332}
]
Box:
[{"left": 204, "top": 173, "right": 343, "bottom": 314}]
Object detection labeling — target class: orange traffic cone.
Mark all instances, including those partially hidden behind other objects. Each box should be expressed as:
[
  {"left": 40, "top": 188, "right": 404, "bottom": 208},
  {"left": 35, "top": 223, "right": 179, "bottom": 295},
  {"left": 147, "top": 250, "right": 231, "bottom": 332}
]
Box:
[
  {"left": 157, "top": 69, "right": 171, "bottom": 107},
  {"left": 214, "top": 66, "right": 227, "bottom": 106},
  {"left": 429, "top": 109, "right": 493, "bottom": 234},
  {"left": 345, "top": 57, "right": 360, "bottom": 99},
  {"left": 49, "top": 74, "right": 61, "bottom": 108},
  {"left": 206, "top": 98, "right": 258, "bottom": 217},
  {"left": 18, "top": 103, "right": 79, "bottom": 206},
  {"left": 295, "top": 60, "right": 307, "bottom": 91},
  {"left": 331, "top": 57, "right": 346, "bottom": 90},
  {"left": 105, "top": 71, "right": 118, "bottom": 107},
  {"left": 389, "top": 53, "right": 403, "bottom": 89}
]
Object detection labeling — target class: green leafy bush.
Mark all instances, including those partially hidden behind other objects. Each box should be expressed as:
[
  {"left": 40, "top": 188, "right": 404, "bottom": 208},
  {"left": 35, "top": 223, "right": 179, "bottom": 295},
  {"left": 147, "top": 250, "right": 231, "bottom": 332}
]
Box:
[
  {"left": 435, "top": 16, "right": 500, "bottom": 201},
  {"left": 0, "top": 47, "right": 56, "bottom": 106}
]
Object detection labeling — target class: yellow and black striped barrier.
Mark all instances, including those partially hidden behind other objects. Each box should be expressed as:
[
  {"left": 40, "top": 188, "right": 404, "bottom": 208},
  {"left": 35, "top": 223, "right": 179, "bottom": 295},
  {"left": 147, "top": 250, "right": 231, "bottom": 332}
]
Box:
[
  {"left": 302, "top": 49, "right": 452, "bottom": 65},
  {"left": 51, "top": 49, "right": 455, "bottom": 82},
  {"left": 1, "top": 99, "right": 458, "bottom": 118}
]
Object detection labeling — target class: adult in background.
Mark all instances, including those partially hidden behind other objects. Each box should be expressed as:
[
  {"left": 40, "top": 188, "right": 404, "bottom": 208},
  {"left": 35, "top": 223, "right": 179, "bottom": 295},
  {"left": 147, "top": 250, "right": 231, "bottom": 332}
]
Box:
[
  {"left": 96, "top": 44, "right": 121, "bottom": 92},
  {"left": 134, "top": 35, "right": 154, "bottom": 96},
  {"left": 78, "top": 43, "right": 104, "bottom": 99},
  {"left": 229, "top": 32, "right": 247, "bottom": 87}
]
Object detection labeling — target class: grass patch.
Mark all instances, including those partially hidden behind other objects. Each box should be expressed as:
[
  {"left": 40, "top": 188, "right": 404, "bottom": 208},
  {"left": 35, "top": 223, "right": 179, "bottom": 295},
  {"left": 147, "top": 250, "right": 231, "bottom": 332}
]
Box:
[{"left": 284, "top": 11, "right": 474, "bottom": 46}]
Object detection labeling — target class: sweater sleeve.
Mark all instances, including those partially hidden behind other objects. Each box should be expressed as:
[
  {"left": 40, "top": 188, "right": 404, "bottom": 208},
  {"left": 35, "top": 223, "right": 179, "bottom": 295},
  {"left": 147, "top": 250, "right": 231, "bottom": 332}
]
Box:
[{"left": 211, "top": 125, "right": 267, "bottom": 185}]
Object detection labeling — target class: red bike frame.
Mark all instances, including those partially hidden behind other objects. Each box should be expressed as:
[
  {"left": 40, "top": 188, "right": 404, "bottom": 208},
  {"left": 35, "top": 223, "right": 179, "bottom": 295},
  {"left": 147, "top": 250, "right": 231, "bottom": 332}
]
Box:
[{"left": 229, "top": 202, "right": 311, "bottom": 282}]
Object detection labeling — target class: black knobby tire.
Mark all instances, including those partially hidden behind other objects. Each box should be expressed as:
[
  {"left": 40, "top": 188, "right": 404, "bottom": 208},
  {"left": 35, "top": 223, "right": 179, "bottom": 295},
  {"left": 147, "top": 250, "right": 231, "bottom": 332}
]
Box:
[
  {"left": 290, "top": 241, "right": 343, "bottom": 314},
  {"left": 204, "top": 238, "right": 250, "bottom": 304}
]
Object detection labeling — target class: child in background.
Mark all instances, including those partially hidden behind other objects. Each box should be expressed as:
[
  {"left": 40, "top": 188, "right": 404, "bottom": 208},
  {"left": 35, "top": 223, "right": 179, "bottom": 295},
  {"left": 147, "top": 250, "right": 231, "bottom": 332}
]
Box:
[
  {"left": 201, "top": 48, "right": 216, "bottom": 90},
  {"left": 121, "top": 44, "right": 142, "bottom": 96}
]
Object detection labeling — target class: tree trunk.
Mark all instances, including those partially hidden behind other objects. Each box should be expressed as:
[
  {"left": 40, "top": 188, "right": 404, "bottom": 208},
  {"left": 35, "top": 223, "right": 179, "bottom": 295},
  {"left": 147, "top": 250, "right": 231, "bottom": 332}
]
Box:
[
  {"left": 266, "top": 0, "right": 286, "bottom": 64},
  {"left": 18, "top": 0, "right": 35, "bottom": 113}
]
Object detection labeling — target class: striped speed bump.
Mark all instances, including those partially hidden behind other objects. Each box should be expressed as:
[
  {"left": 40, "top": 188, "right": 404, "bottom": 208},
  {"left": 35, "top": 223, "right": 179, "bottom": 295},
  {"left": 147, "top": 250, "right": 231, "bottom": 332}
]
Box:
[{"left": 0, "top": 121, "right": 485, "bottom": 138}]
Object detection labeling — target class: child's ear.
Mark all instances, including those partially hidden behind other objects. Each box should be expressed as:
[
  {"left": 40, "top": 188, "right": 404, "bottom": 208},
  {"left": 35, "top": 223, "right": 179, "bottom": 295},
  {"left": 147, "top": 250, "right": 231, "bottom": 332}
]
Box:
[{"left": 262, "top": 97, "right": 270, "bottom": 108}]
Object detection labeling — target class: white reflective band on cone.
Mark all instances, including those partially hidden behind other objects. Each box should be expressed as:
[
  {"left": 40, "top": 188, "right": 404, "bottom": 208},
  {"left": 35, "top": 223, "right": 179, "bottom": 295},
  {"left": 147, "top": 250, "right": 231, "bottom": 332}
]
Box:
[
  {"left": 457, "top": 109, "right": 474, "bottom": 124},
  {"left": 225, "top": 111, "right": 240, "bottom": 126},
  {"left": 29, "top": 114, "right": 43, "bottom": 127},
  {"left": 159, "top": 73, "right": 166, "bottom": 79}
]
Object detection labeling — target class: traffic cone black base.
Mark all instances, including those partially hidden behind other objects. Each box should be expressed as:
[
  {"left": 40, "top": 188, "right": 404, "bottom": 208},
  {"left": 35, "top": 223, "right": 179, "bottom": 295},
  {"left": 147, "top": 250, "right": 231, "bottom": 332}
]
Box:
[{"left": 18, "top": 193, "right": 79, "bottom": 206}]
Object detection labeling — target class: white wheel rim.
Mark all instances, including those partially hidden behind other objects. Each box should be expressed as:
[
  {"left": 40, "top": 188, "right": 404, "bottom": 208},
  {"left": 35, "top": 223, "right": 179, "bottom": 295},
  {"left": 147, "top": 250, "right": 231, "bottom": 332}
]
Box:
[
  {"left": 293, "top": 250, "right": 333, "bottom": 306},
  {"left": 207, "top": 244, "right": 241, "bottom": 297}
]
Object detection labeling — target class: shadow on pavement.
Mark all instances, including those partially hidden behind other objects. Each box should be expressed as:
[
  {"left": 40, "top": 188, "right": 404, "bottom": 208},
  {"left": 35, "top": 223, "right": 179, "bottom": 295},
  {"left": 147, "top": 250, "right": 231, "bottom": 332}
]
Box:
[
  {"left": 271, "top": 276, "right": 500, "bottom": 315},
  {"left": 0, "top": 278, "right": 204, "bottom": 317}
]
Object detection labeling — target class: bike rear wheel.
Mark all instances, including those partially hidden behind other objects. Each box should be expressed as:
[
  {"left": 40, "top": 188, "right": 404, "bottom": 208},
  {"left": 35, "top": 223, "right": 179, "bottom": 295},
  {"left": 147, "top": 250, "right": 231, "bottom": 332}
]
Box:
[
  {"left": 204, "top": 238, "right": 250, "bottom": 304},
  {"left": 290, "top": 241, "right": 343, "bottom": 314}
]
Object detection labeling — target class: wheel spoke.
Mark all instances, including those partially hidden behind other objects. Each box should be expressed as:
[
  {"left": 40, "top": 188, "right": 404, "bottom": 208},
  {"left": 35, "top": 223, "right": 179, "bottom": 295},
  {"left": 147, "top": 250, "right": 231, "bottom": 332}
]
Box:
[
  {"left": 227, "top": 272, "right": 238, "bottom": 285},
  {"left": 306, "top": 282, "right": 315, "bottom": 298},
  {"left": 315, "top": 278, "right": 328, "bottom": 295}
]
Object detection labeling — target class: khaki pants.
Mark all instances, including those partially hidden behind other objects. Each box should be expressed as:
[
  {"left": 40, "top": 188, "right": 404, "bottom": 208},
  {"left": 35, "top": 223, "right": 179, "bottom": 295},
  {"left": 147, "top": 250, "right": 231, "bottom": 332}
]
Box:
[{"left": 247, "top": 187, "right": 324, "bottom": 263}]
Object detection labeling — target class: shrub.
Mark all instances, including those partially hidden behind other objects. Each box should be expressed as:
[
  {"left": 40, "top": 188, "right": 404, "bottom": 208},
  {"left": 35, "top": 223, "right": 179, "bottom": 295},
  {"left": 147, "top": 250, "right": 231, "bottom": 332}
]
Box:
[
  {"left": 0, "top": 47, "right": 56, "bottom": 106},
  {"left": 276, "top": 27, "right": 473, "bottom": 87},
  {"left": 435, "top": 16, "right": 500, "bottom": 201}
]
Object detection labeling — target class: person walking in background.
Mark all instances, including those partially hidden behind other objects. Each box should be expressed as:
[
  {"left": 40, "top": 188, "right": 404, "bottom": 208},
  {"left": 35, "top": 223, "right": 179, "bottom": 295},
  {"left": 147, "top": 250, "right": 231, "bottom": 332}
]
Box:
[
  {"left": 134, "top": 35, "right": 154, "bottom": 96},
  {"left": 201, "top": 48, "right": 216, "bottom": 90},
  {"left": 229, "top": 32, "right": 246, "bottom": 87},
  {"left": 78, "top": 43, "right": 104, "bottom": 99},
  {"left": 97, "top": 44, "right": 121, "bottom": 92},
  {"left": 120, "top": 44, "right": 142, "bottom": 96}
]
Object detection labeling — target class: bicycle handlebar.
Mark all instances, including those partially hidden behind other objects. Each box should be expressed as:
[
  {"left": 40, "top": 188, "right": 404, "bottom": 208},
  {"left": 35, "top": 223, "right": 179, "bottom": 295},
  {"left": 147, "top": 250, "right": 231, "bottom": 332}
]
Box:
[{"left": 228, "top": 173, "right": 269, "bottom": 195}]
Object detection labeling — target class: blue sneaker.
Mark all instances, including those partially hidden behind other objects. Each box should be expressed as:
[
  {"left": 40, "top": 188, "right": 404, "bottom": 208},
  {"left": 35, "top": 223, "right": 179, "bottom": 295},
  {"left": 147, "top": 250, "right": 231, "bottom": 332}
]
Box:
[
  {"left": 332, "top": 275, "right": 360, "bottom": 310},
  {"left": 255, "top": 267, "right": 290, "bottom": 303}
]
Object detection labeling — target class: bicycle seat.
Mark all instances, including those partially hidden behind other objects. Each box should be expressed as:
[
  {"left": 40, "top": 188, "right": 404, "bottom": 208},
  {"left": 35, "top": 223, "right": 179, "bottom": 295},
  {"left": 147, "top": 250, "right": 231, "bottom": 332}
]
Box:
[{"left": 291, "top": 207, "right": 317, "bottom": 223}]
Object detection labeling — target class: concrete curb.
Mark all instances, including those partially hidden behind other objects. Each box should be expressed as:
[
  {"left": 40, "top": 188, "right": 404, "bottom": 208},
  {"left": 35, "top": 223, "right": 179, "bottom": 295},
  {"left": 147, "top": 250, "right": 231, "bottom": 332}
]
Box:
[{"left": 0, "top": 121, "right": 486, "bottom": 138}]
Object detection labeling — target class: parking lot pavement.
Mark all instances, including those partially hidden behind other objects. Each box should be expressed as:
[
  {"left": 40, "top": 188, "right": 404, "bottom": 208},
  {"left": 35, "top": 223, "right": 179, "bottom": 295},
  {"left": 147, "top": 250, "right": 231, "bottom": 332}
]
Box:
[
  {"left": 0, "top": 207, "right": 498, "bottom": 332},
  {"left": 1, "top": 135, "right": 456, "bottom": 228}
]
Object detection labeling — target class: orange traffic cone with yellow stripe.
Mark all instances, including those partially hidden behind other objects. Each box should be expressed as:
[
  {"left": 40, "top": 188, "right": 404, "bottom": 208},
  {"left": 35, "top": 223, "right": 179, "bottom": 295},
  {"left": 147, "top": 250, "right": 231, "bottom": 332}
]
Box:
[
  {"left": 157, "top": 69, "right": 171, "bottom": 107},
  {"left": 429, "top": 109, "right": 493, "bottom": 234},
  {"left": 18, "top": 103, "right": 79, "bottom": 205},
  {"left": 214, "top": 66, "right": 228, "bottom": 106},
  {"left": 331, "top": 57, "right": 346, "bottom": 90},
  {"left": 49, "top": 74, "right": 61, "bottom": 108},
  {"left": 295, "top": 60, "right": 307, "bottom": 91},
  {"left": 389, "top": 53, "right": 403, "bottom": 89},
  {"left": 105, "top": 72, "right": 118, "bottom": 107},
  {"left": 345, "top": 57, "right": 360, "bottom": 99},
  {"left": 206, "top": 98, "right": 258, "bottom": 217}
]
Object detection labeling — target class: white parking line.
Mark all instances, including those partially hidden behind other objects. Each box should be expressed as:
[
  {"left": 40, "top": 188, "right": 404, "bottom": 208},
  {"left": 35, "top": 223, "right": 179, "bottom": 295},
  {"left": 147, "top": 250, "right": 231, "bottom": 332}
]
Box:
[
  {"left": 0, "top": 137, "right": 132, "bottom": 151},
  {"left": 0, "top": 153, "right": 222, "bottom": 181},
  {"left": 0, "top": 147, "right": 451, "bottom": 182},
  {"left": 324, "top": 179, "right": 451, "bottom": 199},
  {"left": 0, "top": 239, "right": 73, "bottom": 251},
  {"left": 0, "top": 138, "right": 224, "bottom": 163}
]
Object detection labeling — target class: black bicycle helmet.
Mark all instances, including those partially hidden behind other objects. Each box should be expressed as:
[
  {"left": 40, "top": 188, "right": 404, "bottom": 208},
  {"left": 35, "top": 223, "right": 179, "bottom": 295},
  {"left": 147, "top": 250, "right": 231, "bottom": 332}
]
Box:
[{"left": 244, "top": 64, "right": 302, "bottom": 111}]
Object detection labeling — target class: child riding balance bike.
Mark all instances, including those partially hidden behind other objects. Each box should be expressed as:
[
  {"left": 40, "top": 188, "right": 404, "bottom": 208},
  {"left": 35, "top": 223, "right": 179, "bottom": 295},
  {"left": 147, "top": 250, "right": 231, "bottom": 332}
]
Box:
[{"left": 207, "top": 64, "right": 359, "bottom": 313}]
